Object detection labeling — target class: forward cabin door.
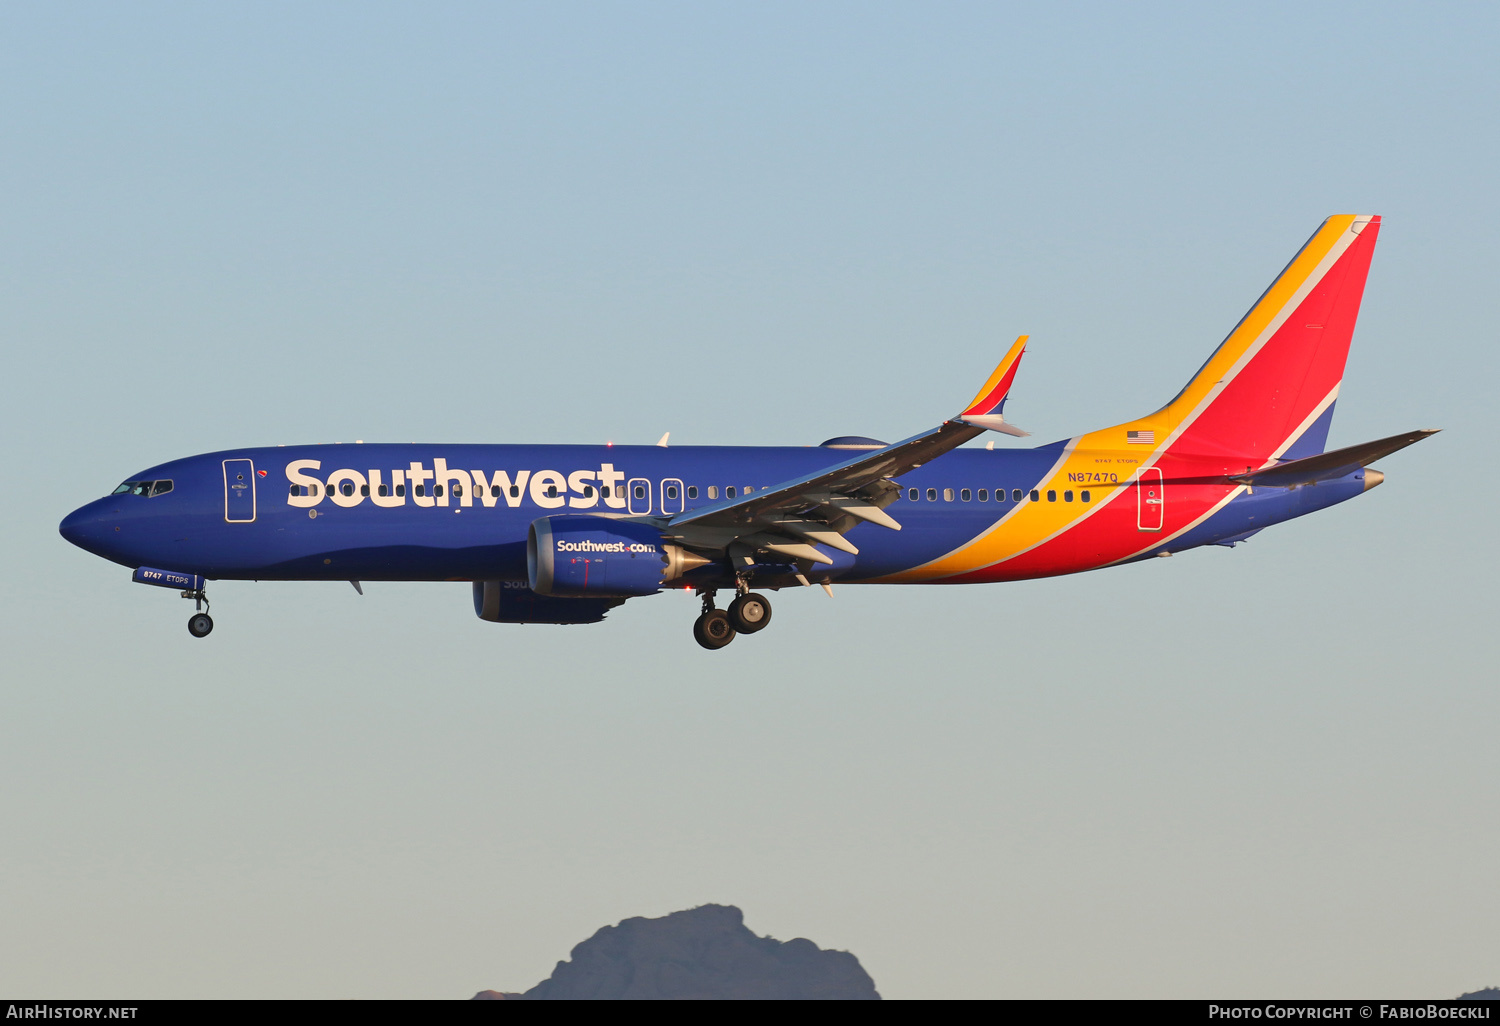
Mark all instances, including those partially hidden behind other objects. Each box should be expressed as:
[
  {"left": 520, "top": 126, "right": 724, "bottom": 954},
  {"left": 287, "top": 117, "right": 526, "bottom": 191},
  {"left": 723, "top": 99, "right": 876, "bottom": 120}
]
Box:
[
  {"left": 223, "top": 459, "right": 257, "bottom": 522},
  {"left": 1136, "top": 467, "right": 1164, "bottom": 532}
]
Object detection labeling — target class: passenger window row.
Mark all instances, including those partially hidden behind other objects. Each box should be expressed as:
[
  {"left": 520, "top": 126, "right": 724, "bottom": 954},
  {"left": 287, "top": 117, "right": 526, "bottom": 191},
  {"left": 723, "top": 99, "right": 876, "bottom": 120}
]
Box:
[
  {"left": 282, "top": 477, "right": 1100, "bottom": 508},
  {"left": 284, "top": 480, "right": 757, "bottom": 505},
  {"left": 900, "top": 486, "right": 1092, "bottom": 504}
]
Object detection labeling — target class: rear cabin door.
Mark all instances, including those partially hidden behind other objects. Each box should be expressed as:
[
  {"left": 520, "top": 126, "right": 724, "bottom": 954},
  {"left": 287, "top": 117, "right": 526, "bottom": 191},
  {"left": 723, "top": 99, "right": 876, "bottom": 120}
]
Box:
[
  {"left": 627, "top": 477, "right": 652, "bottom": 515},
  {"left": 1136, "top": 467, "right": 1164, "bottom": 532},
  {"left": 223, "top": 459, "right": 257, "bottom": 522}
]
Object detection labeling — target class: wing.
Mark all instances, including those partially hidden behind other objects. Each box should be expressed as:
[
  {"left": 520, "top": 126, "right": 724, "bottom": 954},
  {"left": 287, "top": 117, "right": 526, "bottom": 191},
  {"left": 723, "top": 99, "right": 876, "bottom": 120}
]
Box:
[{"left": 660, "top": 339, "right": 1030, "bottom": 571}]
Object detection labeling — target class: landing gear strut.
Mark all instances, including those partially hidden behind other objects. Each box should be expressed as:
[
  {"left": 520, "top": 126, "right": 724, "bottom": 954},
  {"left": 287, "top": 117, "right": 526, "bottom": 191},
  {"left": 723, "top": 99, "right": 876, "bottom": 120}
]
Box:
[{"left": 182, "top": 588, "right": 213, "bottom": 638}]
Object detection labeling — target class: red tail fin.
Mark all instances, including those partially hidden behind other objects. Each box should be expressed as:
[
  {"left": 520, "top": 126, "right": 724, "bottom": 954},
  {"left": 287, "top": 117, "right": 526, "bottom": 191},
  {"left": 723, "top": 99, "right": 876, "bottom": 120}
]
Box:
[{"left": 1106, "top": 215, "right": 1380, "bottom": 462}]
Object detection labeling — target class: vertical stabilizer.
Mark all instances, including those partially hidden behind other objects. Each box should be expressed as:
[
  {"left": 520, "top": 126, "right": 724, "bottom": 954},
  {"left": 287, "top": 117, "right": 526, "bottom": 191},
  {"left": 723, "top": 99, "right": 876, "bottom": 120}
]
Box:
[{"left": 1105, "top": 214, "right": 1380, "bottom": 463}]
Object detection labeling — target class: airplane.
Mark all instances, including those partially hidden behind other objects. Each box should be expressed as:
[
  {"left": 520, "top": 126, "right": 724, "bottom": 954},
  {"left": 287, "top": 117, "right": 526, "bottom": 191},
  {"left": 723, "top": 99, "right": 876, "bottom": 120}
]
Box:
[{"left": 59, "top": 214, "right": 1435, "bottom": 649}]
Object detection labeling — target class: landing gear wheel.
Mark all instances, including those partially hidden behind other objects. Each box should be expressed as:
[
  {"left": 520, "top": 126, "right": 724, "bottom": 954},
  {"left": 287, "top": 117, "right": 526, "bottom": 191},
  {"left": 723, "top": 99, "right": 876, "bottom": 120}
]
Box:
[
  {"left": 727, "top": 593, "right": 772, "bottom": 634},
  {"left": 692, "top": 609, "right": 736, "bottom": 650},
  {"left": 188, "top": 613, "right": 214, "bottom": 638}
]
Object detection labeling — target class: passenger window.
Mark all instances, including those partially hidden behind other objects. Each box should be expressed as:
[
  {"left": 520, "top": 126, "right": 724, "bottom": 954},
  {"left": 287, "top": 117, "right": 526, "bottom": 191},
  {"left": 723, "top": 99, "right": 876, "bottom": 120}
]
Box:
[
  {"left": 1030, "top": 490, "right": 1040, "bottom": 502},
  {"left": 547, "top": 485, "right": 559, "bottom": 498},
  {"left": 311, "top": 484, "right": 320, "bottom": 496},
  {"left": 908, "top": 488, "right": 919, "bottom": 501},
  {"left": 961, "top": 488, "right": 972, "bottom": 502},
  {"left": 726, "top": 487, "right": 736, "bottom": 498},
  {"left": 687, "top": 486, "right": 698, "bottom": 499},
  {"left": 666, "top": 485, "right": 678, "bottom": 500},
  {"left": 289, "top": 484, "right": 299, "bottom": 497},
  {"left": 1082, "top": 490, "right": 1091, "bottom": 502},
  {"left": 943, "top": 488, "right": 954, "bottom": 501},
  {"left": 1013, "top": 489, "right": 1024, "bottom": 502},
  {"left": 926, "top": 488, "right": 937, "bottom": 501},
  {"left": 360, "top": 484, "right": 370, "bottom": 497},
  {"left": 708, "top": 486, "right": 719, "bottom": 499},
  {"left": 379, "top": 484, "right": 389, "bottom": 497},
  {"left": 1047, "top": 490, "right": 1057, "bottom": 502},
  {"left": 414, "top": 485, "right": 425, "bottom": 497},
  {"left": 510, "top": 485, "right": 520, "bottom": 498},
  {"left": 396, "top": 484, "right": 405, "bottom": 497},
  {"left": 342, "top": 482, "right": 355, "bottom": 496},
  {"left": 434, "top": 485, "right": 444, "bottom": 498},
  {"left": 1064, "top": 490, "right": 1074, "bottom": 502},
  {"left": 978, "top": 489, "right": 988, "bottom": 501},
  {"left": 584, "top": 485, "right": 594, "bottom": 498},
  {"left": 453, "top": 484, "right": 463, "bottom": 496}
]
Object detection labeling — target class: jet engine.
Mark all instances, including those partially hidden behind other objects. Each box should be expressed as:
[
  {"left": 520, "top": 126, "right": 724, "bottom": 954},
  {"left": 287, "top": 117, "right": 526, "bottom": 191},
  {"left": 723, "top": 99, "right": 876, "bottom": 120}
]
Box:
[
  {"left": 472, "top": 580, "right": 622, "bottom": 624},
  {"left": 527, "top": 515, "right": 709, "bottom": 598}
]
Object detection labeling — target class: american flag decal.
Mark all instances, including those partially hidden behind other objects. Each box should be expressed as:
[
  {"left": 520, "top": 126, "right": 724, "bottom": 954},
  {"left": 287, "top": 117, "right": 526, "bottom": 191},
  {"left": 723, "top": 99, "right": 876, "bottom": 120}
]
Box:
[{"left": 1126, "top": 430, "right": 1154, "bottom": 444}]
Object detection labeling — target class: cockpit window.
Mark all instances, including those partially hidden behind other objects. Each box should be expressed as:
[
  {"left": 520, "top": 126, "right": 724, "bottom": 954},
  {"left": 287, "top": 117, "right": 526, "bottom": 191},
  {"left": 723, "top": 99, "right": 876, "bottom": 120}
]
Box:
[{"left": 113, "top": 479, "right": 174, "bottom": 497}]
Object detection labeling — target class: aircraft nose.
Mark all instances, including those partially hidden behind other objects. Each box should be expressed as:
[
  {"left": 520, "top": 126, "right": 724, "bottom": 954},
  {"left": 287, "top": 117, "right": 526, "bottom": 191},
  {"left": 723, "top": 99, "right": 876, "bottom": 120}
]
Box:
[
  {"left": 59, "top": 506, "right": 89, "bottom": 546},
  {"left": 59, "top": 501, "right": 112, "bottom": 554}
]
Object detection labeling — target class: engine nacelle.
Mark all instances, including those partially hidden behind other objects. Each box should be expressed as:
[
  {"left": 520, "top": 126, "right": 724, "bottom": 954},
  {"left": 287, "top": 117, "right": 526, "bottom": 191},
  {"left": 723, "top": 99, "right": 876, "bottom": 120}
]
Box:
[
  {"left": 527, "top": 515, "right": 708, "bottom": 598},
  {"left": 472, "top": 580, "right": 620, "bottom": 624}
]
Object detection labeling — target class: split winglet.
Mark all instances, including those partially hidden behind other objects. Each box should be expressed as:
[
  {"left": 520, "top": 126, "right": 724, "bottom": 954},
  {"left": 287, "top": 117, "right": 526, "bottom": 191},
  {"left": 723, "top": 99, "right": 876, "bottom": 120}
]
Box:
[{"left": 957, "top": 335, "right": 1030, "bottom": 436}]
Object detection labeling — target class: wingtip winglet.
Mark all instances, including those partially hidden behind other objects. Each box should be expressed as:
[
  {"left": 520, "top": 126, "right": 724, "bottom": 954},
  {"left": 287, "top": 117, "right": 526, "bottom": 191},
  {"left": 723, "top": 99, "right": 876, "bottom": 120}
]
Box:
[{"left": 960, "top": 335, "right": 1028, "bottom": 418}]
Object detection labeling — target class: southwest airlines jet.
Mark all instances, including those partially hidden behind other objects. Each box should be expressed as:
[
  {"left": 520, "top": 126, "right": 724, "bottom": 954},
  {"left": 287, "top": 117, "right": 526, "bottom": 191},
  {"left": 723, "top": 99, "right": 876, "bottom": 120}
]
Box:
[{"left": 60, "top": 215, "right": 1434, "bottom": 649}]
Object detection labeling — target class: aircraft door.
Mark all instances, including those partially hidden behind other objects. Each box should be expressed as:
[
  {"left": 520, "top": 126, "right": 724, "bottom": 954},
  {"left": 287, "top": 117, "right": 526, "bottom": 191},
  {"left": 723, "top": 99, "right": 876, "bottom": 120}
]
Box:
[
  {"left": 223, "top": 459, "right": 257, "bottom": 523},
  {"left": 1136, "top": 467, "right": 1164, "bottom": 531},
  {"left": 660, "top": 478, "right": 685, "bottom": 515},
  {"left": 627, "top": 477, "right": 652, "bottom": 515}
]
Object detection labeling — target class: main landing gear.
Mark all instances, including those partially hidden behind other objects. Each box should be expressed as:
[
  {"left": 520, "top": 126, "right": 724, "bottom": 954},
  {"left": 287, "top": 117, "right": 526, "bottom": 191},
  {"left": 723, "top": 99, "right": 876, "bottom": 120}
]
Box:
[
  {"left": 692, "top": 586, "right": 772, "bottom": 650},
  {"left": 183, "top": 587, "right": 213, "bottom": 638}
]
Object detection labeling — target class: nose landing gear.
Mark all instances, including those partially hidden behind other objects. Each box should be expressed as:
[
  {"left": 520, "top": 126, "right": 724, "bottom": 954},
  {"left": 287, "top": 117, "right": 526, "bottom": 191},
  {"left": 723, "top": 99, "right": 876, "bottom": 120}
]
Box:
[{"left": 182, "top": 588, "right": 213, "bottom": 638}]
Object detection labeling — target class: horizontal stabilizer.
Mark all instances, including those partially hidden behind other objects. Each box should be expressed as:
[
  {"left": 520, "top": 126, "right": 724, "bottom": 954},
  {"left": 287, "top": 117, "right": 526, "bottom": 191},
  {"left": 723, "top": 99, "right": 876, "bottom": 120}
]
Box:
[{"left": 1230, "top": 429, "right": 1438, "bottom": 487}]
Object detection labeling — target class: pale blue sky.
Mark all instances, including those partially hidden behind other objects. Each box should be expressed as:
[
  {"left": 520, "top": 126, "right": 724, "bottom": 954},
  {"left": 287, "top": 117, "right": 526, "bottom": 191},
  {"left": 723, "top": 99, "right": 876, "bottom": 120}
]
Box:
[{"left": 2, "top": 2, "right": 1496, "bottom": 999}]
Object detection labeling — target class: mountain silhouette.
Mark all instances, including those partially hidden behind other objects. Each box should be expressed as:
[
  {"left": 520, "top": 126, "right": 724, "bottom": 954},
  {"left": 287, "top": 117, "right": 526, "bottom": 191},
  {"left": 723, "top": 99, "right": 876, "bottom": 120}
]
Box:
[{"left": 474, "top": 904, "right": 879, "bottom": 1000}]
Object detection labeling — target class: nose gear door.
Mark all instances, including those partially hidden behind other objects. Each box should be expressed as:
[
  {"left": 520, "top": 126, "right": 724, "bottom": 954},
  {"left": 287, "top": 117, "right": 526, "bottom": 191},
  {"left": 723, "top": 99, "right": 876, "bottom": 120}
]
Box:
[{"left": 223, "top": 459, "right": 257, "bottom": 522}]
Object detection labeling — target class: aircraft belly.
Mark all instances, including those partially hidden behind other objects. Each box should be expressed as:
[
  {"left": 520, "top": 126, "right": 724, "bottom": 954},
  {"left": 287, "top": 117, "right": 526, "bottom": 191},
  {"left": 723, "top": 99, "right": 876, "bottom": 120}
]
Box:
[{"left": 189, "top": 504, "right": 534, "bottom": 581}]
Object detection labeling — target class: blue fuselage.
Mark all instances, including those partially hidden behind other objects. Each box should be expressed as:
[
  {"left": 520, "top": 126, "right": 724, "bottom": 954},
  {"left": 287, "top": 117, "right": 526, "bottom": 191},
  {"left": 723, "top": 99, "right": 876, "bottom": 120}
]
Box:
[{"left": 59, "top": 441, "right": 1368, "bottom": 588}]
